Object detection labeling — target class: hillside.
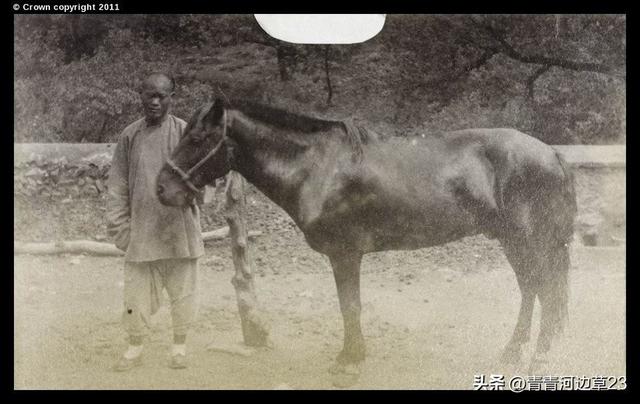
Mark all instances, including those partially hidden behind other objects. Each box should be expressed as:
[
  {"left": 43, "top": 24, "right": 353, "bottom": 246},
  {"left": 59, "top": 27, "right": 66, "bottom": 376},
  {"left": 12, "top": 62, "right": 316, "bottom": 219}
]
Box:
[{"left": 14, "top": 14, "right": 626, "bottom": 145}]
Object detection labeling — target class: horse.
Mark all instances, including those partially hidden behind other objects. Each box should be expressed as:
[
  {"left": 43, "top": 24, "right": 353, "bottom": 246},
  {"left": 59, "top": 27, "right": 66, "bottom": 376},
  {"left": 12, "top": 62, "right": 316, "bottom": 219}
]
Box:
[{"left": 156, "top": 97, "right": 577, "bottom": 377}]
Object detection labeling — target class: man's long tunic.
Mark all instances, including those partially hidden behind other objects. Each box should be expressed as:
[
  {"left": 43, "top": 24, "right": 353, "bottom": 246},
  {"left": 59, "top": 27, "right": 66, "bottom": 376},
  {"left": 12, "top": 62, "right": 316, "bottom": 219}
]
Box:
[{"left": 106, "top": 115, "right": 204, "bottom": 262}]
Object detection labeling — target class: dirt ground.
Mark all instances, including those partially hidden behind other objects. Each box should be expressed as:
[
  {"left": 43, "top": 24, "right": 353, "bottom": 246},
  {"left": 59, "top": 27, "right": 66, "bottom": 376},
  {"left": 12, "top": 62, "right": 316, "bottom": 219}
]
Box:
[
  {"left": 13, "top": 185, "right": 626, "bottom": 390},
  {"left": 14, "top": 233, "right": 625, "bottom": 390}
]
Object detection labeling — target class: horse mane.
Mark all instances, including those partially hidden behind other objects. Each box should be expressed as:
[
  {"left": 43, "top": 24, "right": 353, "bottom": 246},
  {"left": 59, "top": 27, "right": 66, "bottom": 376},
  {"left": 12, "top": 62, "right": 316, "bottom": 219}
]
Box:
[
  {"left": 341, "top": 119, "right": 371, "bottom": 163},
  {"left": 229, "top": 99, "right": 340, "bottom": 133},
  {"left": 229, "top": 99, "right": 372, "bottom": 163}
]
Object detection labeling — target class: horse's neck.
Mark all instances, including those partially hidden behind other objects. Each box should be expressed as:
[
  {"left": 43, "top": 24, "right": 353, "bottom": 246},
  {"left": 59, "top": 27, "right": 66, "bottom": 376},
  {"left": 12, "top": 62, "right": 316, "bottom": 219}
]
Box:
[{"left": 229, "top": 112, "right": 333, "bottom": 221}]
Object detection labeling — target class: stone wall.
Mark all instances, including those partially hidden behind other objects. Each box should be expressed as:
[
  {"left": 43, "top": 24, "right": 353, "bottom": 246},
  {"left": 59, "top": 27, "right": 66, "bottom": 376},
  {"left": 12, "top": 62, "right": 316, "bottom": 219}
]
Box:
[
  {"left": 553, "top": 146, "right": 626, "bottom": 246},
  {"left": 14, "top": 143, "right": 626, "bottom": 246},
  {"left": 14, "top": 144, "right": 115, "bottom": 198}
]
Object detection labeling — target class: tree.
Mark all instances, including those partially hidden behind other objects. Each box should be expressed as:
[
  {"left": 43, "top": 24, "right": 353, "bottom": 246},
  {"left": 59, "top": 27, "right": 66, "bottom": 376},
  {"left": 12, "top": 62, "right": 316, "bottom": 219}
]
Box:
[{"left": 14, "top": 14, "right": 625, "bottom": 145}]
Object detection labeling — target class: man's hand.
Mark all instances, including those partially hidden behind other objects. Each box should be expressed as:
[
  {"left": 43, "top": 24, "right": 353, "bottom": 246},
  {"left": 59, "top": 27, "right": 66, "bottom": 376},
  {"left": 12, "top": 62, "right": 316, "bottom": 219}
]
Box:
[{"left": 109, "top": 221, "right": 130, "bottom": 252}]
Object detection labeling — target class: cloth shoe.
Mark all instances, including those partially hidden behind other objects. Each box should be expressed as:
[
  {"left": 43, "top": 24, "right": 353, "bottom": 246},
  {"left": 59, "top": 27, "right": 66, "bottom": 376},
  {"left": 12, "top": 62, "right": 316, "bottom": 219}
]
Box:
[
  {"left": 113, "top": 355, "right": 143, "bottom": 372},
  {"left": 168, "top": 353, "right": 187, "bottom": 369}
]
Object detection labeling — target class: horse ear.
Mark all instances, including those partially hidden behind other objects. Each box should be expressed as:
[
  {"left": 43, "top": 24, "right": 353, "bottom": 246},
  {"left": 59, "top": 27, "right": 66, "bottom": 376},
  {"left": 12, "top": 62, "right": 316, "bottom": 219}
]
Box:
[{"left": 205, "top": 97, "right": 225, "bottom": 125}]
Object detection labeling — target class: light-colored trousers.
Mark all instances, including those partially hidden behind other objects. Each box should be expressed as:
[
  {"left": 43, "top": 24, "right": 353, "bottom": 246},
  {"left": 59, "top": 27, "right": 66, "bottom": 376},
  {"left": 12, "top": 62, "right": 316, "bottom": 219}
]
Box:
[{"left": 123, "top": 258, "right": 199, "bottom": 338}]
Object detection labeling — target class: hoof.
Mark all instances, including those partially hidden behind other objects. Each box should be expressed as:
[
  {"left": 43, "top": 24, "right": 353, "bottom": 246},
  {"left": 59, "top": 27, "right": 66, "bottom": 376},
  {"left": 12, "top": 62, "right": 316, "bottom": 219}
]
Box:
[
  {"left": 329, "top": 362, "right": 361, "bottom": 388},
  {"left": 527, "top": 352, "right": 550, "bottom": 374},
  {"left": 335, "top": 347, "right": 365, "bottom": 365},
  {"left": 328, "top": 362, "right": 361, "bottom": 376},
  {"left": 500, "top": 345, "right": 522, "bottom": 365}
]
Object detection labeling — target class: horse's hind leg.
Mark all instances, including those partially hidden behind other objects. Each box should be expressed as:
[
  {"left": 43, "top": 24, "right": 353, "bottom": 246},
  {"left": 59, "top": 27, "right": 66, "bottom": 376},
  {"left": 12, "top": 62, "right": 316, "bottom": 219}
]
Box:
[
  {"left": 501, "top": 238, "right": 570, "bottom": 371},
  {"left": 529, "top": 242, "right": 570, "bottom": 372},
  {"left": 328, "top": 250, "right": 365, "bottom": 371},
  {"left": 500, "top": 240, "right": 539, "bottom": 365}
]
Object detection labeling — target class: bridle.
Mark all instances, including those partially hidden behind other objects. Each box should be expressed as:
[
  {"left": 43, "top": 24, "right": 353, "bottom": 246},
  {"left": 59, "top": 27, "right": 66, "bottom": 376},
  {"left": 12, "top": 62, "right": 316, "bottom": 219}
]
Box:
[{"left": 165, "top": 109, "right": 228, "bottom": 194}]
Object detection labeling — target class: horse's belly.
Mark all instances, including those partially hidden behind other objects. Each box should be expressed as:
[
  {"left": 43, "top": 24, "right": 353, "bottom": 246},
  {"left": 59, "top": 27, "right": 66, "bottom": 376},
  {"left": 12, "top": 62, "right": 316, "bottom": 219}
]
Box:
[
  {"left": 300, "top": 160, "right": 490, "bottom": 254},
  {"left": 365, "top": 214, "right": 479, "bottom": 251},
  {"left": 303, "top": 205, "right": 479, "bottom": 254}
]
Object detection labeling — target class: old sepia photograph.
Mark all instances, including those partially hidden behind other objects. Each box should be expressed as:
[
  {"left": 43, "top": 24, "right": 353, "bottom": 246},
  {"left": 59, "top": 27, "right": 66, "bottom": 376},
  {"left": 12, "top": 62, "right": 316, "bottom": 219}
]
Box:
[{"left": 14, "top": 13, "right": 626, "bottom": 390}]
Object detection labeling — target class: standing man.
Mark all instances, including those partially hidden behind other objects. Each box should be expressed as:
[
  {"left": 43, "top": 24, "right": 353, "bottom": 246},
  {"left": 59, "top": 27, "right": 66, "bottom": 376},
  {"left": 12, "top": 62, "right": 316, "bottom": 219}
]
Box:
[{"left": 107, "top": 73, "right": 204, "bottom": 371}]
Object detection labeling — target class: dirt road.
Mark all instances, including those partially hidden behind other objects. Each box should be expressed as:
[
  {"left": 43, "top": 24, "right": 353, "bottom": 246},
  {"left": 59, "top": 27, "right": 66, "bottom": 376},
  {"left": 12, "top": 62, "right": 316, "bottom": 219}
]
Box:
[{"left": 14, "top": 231, "right": 625, "bottom": 389}]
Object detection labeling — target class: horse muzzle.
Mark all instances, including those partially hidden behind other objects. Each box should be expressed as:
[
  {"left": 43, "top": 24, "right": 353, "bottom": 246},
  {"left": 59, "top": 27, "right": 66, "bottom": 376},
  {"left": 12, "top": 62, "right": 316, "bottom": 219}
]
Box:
[{"left": 156, "top": 168, "right": 195, "bottom": 207}]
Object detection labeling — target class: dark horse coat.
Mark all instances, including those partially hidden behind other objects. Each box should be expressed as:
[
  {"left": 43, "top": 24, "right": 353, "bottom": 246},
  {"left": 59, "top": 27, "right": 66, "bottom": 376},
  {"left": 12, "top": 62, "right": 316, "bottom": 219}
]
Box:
[{"left": 157, "top": 98, "right": 577, "bottom": 374}]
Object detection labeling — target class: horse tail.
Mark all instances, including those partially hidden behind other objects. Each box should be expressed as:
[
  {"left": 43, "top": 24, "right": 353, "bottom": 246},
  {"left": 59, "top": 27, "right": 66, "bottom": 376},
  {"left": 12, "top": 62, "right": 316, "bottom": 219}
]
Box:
[
  {"left": 541, "top": 239, "right": 570, "bottom": 336},
  {"left": 552, "top": 151, "right": 578, "bottom": 245},
  {"left": 538, "top": 150, "right": 577, "bottom": 335}
]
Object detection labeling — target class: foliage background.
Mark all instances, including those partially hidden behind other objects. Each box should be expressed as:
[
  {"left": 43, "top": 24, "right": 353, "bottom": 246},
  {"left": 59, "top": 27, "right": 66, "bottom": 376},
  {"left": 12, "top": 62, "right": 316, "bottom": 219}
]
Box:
[{"left": 14, "top": 14, "right": 626, "bottom": 144}]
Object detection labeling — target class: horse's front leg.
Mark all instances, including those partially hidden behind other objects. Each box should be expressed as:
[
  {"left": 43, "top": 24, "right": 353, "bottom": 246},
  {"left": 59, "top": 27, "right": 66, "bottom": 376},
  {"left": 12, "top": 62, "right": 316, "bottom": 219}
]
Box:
[{"left": 328, "top": 251, "right": 365, "bottom": 370}]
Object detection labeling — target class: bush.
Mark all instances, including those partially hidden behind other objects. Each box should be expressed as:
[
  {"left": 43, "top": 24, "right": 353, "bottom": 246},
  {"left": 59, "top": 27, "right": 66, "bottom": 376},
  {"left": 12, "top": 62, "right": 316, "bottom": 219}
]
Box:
[{"left": 14, "top": 14, "right": 625, "bottom": 145}]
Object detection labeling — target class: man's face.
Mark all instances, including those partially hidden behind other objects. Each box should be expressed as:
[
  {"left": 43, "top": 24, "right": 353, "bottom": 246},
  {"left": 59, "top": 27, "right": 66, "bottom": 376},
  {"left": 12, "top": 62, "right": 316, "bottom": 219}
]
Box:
[{"left": 140, "top": 78, "right": 173, "bottom": 125}]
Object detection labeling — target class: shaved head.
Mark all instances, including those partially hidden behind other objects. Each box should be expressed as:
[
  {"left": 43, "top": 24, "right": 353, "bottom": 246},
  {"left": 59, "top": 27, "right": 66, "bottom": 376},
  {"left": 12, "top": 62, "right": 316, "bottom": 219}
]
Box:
[
  {"left": 141, "top": 72, "right": 175, "bottom": 93},
  {"left": 139, "top": 72, "right": 175, "bottom": 125}
]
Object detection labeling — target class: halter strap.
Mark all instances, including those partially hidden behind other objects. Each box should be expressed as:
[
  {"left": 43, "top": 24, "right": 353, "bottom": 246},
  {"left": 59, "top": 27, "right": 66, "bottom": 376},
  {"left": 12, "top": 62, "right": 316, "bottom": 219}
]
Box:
[
  {"left": 165, "top": 158, "right": 201, "bottom": 193},
  {"left": 165, "top": 109, "right": 228, "bottom": 193}
]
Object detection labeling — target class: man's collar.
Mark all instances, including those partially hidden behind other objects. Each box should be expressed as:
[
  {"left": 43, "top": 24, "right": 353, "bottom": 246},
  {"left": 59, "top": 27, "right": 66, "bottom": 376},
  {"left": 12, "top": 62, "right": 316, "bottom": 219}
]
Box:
[{"left": 144, "top": 114, "right": 170, "bottom": 128}]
